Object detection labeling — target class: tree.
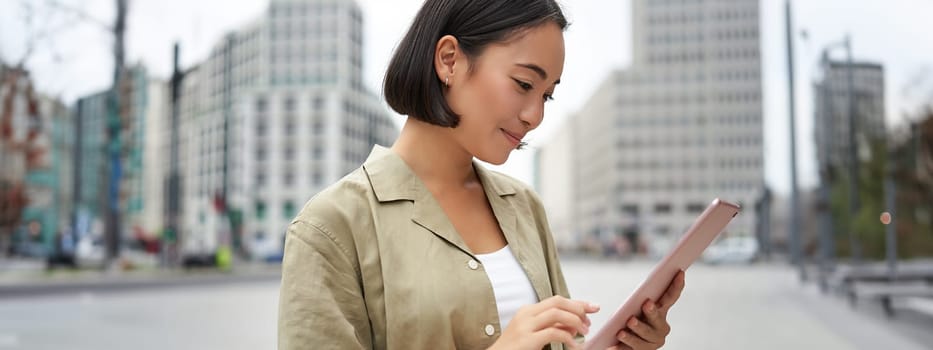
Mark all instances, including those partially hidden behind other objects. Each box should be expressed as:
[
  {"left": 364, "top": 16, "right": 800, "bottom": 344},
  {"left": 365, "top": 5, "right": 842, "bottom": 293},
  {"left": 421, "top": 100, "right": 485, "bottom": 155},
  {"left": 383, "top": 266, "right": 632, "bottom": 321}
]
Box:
[
  {"left": 829, "top": 139, "right": 886, "bottom": 259},
  {"left": 1, "top": 65, "right": 44, "bottom": 256},
  {"left": 891, "top": 110, "right": 933, "bottom": 258},
  {"left": 0, "top": 182, "right": 29, "bottom": 256},
  {"left": 830, "top": 110, "right": 933, "bottom": 260}
]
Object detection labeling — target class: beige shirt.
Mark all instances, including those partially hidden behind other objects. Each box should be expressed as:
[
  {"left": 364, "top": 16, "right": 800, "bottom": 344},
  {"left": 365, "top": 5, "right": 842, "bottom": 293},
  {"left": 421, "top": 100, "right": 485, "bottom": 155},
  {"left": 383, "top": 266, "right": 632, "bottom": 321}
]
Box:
[{"left": 278, "top": 146, "right": 574, "bottom": 350}]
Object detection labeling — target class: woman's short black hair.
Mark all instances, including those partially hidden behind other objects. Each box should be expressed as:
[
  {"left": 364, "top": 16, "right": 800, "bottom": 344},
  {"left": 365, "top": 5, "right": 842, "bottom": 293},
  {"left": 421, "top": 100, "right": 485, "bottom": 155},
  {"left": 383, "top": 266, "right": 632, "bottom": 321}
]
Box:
[{"left": 383, "top": 0, "right": 568, "bottom": 128}]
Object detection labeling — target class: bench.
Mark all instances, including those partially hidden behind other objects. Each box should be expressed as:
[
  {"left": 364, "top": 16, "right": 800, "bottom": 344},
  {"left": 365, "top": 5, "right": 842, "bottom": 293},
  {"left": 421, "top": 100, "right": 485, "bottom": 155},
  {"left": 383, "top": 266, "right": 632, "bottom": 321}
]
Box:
[
  {"left": 828, "top": 262, "right": 933, "bottom": 293},
  {"left": 900, "top": 297, "right": 933, "bottom": 319},
  {"left": 847, "top": 281, "right": 933, "bottom": 317}
]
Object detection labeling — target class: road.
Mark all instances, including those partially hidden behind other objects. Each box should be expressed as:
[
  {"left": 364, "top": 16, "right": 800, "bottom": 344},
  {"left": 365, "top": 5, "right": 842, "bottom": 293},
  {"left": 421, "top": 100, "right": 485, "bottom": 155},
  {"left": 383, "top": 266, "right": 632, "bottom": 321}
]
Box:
[{"left": 0, "top": 259, "right": 929, "bottom": 349}]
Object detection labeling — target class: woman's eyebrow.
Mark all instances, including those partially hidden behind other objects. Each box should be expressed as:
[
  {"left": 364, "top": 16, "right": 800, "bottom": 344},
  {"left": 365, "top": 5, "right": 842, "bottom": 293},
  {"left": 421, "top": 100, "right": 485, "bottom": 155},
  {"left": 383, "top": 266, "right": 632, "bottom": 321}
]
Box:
[{"left": 515, "top": 63, "right": 560, "bottom": 85}]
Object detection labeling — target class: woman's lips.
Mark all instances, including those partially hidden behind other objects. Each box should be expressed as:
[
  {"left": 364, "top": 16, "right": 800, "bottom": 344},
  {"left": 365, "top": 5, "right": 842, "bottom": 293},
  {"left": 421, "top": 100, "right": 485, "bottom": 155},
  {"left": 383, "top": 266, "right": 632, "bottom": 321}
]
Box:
[{"left": 501, "top": 129, "right": 524, "bottom": 147}]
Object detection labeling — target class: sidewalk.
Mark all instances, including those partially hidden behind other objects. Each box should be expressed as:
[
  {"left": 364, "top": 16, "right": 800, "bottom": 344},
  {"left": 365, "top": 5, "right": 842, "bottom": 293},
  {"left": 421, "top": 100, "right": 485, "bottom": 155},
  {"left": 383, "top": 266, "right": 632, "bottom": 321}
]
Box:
[
  {"left": 0, "top": 258, "right": 282, "bottom": 298},
  {"left": 563, "top": 258, "right": 933, "bottom": 350}
]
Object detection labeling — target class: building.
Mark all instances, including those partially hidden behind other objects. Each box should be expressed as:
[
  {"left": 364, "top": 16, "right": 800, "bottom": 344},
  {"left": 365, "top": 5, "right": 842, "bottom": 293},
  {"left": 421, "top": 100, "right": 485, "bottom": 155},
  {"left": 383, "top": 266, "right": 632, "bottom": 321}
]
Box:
[
  {"left": 538, "top": 0, "right": 764, "bottom": 255},
  {"left": 534, "top": 119, "right": 576, "bottom": 250},
  {"left": 73, "top": 90, "right": 109, "bottom": 238},
  {"left": 172, "top": 0, "right": 397, "bottom": 261},
  {"left": 140, "top": 75, "right": 168, "bottom": 236},
  {"left": 813, "top": 61, "right": 885, "bottom": 169},
  {"left": 0, "top": 63, "right": 72, "bottom": 255},
  {"left": 72, "top": 65, "right": 163, "bottom": 247},
  {"left": 24, "top": 96, "right": 72, "bottom": 256}
]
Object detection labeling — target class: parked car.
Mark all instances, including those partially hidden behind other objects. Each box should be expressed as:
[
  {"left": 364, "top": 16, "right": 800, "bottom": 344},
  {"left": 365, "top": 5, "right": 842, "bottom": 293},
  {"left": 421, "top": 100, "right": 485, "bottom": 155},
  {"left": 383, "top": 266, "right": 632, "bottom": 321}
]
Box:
[
  {"left": 75, "top": 232, "right": 106, "bottom": 268},
  {"left": 250, "top": 231, "right": 284, "bottom": 263},
  {"left": 46, "top": 229, "right": 78, "bottom": 269},
  {"left": 702, "top": 236, "right": 759, "bottom": 264},
  {"left": 75, "top": 232, "right": 159, "bottom": 269}
]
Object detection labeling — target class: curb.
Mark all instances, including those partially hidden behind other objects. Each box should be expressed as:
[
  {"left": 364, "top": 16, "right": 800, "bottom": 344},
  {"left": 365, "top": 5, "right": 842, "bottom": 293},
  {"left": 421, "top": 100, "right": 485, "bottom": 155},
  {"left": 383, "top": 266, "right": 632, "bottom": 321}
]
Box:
[{"left": 0, "top": 268, "right": 281, "bottom": 298}]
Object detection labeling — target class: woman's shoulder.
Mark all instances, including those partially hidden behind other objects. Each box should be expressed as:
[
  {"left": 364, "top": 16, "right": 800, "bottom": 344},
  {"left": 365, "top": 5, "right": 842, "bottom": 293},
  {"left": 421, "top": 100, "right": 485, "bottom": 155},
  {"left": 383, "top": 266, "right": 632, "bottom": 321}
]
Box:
[{"left": 292, "top": 167, "right": 376, "bottom": 238}]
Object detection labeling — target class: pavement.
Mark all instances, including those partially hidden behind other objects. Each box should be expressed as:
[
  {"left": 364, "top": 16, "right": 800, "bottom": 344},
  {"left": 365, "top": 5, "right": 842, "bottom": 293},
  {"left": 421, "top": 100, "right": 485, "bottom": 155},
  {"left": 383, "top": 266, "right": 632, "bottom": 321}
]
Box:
[
  {"left": 1, "top": 257, "right": 931, "bottom": 350},
  {"left": 0, "top": 258, "right": 282, "bottom": 298},
  {"left": 563, "top": 258, "right": 933, "bottom": 350}
]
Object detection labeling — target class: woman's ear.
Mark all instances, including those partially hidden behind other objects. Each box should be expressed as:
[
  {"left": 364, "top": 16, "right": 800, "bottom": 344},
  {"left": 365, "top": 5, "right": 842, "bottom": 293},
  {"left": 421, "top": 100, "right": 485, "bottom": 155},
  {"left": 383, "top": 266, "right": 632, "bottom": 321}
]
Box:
[{"left": 434, "top": 35, "right": 459, "bottom": 87}]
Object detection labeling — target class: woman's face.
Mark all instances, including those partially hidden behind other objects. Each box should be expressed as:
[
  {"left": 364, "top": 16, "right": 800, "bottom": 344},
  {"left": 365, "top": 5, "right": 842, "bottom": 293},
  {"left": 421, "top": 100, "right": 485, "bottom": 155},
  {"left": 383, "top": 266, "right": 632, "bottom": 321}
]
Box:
[{"left": 442, "top": 22, "right": 565, "bottom": 165}]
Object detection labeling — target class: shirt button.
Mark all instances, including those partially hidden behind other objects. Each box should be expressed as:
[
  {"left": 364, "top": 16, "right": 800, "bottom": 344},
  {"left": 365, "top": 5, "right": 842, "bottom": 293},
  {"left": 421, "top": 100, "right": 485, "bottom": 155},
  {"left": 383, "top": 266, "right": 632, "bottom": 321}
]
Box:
[
  {"left": 468, "top": 259, "right": 479, "bottom": 270},
  {"left": 484, "top": 324, "right": 495, "bottom": 336}
]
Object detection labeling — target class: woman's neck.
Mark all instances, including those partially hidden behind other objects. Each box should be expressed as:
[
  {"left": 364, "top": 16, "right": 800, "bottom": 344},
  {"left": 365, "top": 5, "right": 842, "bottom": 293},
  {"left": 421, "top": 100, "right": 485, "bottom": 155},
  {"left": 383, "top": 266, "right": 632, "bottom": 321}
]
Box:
[{"left": 391, "top": 118, "right": 478, "bottom": 190}]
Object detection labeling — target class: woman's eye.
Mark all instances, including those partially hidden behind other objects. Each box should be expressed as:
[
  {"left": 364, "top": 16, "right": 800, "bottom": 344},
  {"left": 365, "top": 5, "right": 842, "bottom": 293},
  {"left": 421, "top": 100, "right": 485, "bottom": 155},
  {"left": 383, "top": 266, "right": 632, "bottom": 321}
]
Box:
[
  {"left": 512, "top": 78, "right": 533, "bottom": 91},
  {"left": 543, "top": 94, "right": 555, "bottom": 102}
]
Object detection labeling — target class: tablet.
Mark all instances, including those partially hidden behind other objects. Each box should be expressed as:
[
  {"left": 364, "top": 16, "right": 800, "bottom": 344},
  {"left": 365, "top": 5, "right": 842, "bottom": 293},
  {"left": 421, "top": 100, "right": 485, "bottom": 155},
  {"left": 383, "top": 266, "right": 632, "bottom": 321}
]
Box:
[{"left": 583, "top": 198, "right": 741, "bottom": 350}]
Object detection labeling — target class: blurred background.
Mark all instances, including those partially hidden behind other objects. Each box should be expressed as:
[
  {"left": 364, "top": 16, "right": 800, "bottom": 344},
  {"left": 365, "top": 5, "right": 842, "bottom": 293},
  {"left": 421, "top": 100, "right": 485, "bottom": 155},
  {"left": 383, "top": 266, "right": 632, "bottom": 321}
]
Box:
[{"left": 0, "top": 0, "right": 931, "bottom": 349}]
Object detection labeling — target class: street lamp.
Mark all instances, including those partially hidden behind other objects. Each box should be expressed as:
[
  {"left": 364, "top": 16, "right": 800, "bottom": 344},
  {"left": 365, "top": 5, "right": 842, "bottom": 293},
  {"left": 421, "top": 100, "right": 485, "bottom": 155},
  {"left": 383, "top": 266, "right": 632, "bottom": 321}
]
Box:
[
  {"left": 812, "top": 35, "right": 860, "bottom": 290},
  {"left": 784, "top": 0, "right": 805, "bottom": 281}
]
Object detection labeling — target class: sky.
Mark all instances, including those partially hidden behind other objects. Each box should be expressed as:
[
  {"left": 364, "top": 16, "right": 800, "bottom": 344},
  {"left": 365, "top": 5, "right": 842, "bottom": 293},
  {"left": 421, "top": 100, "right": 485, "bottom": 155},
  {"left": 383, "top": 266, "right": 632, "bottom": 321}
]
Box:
[{"left": 1, "top": 0, "right": 932, "bottom": 196}]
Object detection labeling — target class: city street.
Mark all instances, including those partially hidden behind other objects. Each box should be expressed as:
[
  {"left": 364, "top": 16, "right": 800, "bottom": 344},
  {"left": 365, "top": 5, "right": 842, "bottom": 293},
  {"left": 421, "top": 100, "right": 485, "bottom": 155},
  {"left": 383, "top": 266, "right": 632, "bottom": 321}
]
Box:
[
  {"left": 1, "top": 1, "right": 931, "bottom": 349},
  {"left": 0, "top": 259, "right": 930, "bottom": 349}
]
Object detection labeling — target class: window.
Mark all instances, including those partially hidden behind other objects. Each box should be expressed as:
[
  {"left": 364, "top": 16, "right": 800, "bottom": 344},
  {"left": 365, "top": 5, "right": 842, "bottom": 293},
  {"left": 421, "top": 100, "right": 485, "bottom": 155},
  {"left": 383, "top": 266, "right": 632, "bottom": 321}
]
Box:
[
  {"left": 255, "top": 201, "right": 266, "bottom": 220},
  {"left": 284, "top": 146, "right": 295, "bottom": 160},
  {"left": 256, "top": 121, "right": 266, "bottom": 136},
  {"left": 255, "top": 172, "right": 266, "bottom": 187},
  {"left": 256, "top": 98, "right": 267, "bottom": 113},
  {"left": 284, "top": 201, "right": 296, "bottom": 219},
  {"left": 687, "top": 203, "right": 705, "bottom": 213},
  {"left": 284, "top": 170, "right": 294, "bottom": 185},
  {"left": 654, "top": 203, "right": 672, "bottom": 214},
  {"left": 285, "top": 118, "right": 295, "bottom": 136},
  {"left": 284, "top": 96, "right": 296, "bottom": 112},
  {"left": 256, "top": 147, "right": 267, "bottom": 161}
]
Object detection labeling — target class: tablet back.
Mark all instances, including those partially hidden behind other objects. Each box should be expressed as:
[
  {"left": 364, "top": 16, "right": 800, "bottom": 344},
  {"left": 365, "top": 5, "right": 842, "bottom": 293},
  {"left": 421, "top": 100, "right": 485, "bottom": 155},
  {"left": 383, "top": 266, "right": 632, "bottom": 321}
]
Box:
[{"left": 583, "top": 198, "right": 740, "bottom": 350}]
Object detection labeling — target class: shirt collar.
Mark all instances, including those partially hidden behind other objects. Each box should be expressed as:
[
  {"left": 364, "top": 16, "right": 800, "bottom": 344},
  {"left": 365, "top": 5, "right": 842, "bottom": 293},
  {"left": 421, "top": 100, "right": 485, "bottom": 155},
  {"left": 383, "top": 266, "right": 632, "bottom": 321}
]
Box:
[{"left": 362, "top": 145, "right": 517, "bottom": 203}]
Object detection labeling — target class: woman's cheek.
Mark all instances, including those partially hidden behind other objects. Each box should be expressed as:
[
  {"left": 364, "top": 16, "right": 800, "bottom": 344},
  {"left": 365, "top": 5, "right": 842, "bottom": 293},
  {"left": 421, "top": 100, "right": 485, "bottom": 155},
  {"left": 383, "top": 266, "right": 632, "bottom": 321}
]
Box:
[{"left": 482, "top": 79, "right": 520, "bottom": 117}]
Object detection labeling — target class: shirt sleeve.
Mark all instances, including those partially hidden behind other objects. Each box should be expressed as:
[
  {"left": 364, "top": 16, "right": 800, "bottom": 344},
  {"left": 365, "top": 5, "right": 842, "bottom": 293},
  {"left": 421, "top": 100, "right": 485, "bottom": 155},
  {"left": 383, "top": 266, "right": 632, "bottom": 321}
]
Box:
[{"left": 278, "top": 220, "right": 372, "bottom": 350}]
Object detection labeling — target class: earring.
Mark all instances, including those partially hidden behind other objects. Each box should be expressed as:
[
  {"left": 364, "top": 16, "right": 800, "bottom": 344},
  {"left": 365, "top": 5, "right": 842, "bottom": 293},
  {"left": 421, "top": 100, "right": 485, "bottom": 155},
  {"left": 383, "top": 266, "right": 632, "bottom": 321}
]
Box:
[{"left": 445, "top": 75, "right": 450, "bottom": 87}]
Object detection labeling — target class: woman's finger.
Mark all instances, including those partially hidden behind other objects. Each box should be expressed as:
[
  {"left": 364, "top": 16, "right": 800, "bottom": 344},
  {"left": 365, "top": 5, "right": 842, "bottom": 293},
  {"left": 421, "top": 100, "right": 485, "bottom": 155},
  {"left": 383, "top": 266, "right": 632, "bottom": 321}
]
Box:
[
  {"left": 607, "top": 344, "right": 635, "bottom": 350},
  {"left": 537, "top": 296, "right": 600, "bottom": 315},
  {"left": 657, "top": 270, "right": 686, "bottom": 313},
  {"left": 640, "top": 300, "right": 671, "bottom": 336},
  {"left": 534, "top": 327, "right": 580, "bottom": 350},
  {"left": 530, "top": 296, "right": 583, "bottom": 317},
  {"left": 533, "top": 308, "right": 589, "bottom": 335},
  {"left": 616, "top": 329, "right": 656, "bottom": 350},
  {"left": 628, "top": 313, "right": 668, "bottom": 345}
]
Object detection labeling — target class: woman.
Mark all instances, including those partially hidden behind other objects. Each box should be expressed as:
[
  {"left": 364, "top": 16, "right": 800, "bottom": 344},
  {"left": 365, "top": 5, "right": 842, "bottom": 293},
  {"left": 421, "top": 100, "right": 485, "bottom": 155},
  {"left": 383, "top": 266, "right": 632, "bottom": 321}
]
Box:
[{"left": 277, "top": 0, "right": 686, "bottom": 349}]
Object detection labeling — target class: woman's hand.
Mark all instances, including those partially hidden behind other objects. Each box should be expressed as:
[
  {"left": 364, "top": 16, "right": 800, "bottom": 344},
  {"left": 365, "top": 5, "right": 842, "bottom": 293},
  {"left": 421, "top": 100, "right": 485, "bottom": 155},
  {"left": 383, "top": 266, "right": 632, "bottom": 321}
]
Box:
[
  {"left": 488, "top": 295, "right": 600, "bottom": 350},
  {"left": 609, "top": 270, "right": 686, "bottom": 350}
]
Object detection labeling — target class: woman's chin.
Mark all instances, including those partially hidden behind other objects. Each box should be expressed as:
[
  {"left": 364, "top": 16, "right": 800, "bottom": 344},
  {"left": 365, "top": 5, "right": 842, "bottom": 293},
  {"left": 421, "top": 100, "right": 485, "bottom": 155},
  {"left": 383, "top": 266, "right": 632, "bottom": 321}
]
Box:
[{"left": 475, "top": 150, "right": 511, "bottom": 166}]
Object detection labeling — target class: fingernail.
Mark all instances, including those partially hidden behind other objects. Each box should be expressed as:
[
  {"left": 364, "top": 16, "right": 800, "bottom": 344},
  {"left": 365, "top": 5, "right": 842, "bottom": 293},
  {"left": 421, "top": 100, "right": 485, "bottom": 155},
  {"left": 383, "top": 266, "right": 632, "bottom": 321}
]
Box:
[
  {"left": 583, "top": 324, "right": 590, "bottom": 335},
  {"left": 588, "top": 302, "right": 601, "bottom": 310},
  {"left": 647, "top": 303, "right": 656, "bottom": 312},
  {"left": 628, "top": 317, "right": 638, "bottom": 327}
]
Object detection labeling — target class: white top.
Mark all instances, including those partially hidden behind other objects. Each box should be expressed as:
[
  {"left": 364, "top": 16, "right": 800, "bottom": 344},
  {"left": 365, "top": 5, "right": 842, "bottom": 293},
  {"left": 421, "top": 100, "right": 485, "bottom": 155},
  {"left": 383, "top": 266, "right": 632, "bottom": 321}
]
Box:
[{"left": 475, "top": 245, "right": 538, "bottom": 330}]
